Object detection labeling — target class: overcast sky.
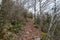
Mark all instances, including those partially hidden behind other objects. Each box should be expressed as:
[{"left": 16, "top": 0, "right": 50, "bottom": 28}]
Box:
[
  {"left": 0, "top": 0, "right": 2, "bottom": 4},
  {"left": 0, "top": 0, "right": 60, "bottom": 14}
]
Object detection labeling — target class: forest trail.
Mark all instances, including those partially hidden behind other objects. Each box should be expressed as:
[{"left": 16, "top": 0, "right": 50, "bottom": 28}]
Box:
[{"left": 20, "top": 18, "right": 40, "bottom": 40}]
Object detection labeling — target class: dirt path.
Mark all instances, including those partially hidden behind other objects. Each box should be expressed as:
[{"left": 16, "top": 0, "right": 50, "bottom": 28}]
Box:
[{"left": 20, "top": 19, "right": 40, "bottom": 40}]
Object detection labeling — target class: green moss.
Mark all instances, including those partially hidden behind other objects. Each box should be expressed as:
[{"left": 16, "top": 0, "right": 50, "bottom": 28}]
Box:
[
  {"left": 0, "top": 20, "right": 3, "bottom": 23},
  {"left": 40, "top": 32, "right": 49, "bottom": 40}
]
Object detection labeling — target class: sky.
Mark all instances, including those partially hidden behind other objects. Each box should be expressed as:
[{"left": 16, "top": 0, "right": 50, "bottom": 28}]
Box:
[
  {"left": 0, "top": 0, "right": 2, "bottom": 4},
  {"left": 0, "top": 0, "right": 60, "bottom": 14}
]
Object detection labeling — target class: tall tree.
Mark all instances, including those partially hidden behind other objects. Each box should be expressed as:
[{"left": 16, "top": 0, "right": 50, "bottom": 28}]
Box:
[
  {"left": 47, "top": 0, "right": 57, "bottom": 40},
  {"left": 1, "top": 0, "right": 14, "bottom": 24}
]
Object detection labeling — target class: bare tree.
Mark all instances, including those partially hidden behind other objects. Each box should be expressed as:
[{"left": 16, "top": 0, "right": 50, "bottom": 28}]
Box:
[{"left": 46, "top": 0, "right": 59, "bottom": 40}]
